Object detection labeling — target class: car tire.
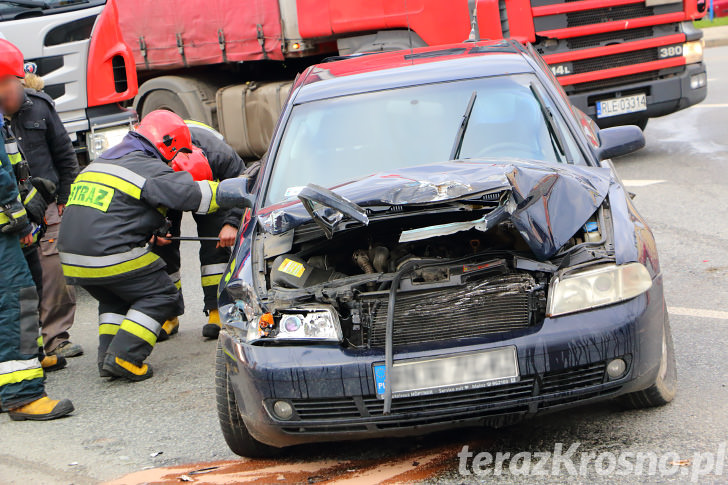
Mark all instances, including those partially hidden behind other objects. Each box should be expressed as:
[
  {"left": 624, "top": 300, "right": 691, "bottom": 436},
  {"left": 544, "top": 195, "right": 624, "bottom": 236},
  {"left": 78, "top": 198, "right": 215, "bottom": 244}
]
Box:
[
  {"left": 215, "top": 340, "right": 281, "bottom": 458},
  {"left": 617, "top": 314, "right": 677, "bottom": 409}
]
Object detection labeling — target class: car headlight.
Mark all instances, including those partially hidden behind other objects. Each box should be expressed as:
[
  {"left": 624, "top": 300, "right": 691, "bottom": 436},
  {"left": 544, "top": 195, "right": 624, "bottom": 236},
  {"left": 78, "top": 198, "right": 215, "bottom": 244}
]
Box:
[
  {"left": 86, "top": 125, "right": 131, "bottom": 160},
  {"left": 547, "top": 263, "right": 652, "bottom": 317},
  {"left": 247, "top": 306, "right": 342, "bottom": 343},
  {"left": 683, "top": 40, "right": 704, "bottom": 64}
]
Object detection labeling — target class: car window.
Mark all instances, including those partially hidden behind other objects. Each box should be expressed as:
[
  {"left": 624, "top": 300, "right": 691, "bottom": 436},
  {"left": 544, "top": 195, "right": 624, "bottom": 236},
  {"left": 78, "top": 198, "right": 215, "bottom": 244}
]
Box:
[{"left": 265, "top": 73, "right": 586, "bottom": 205}]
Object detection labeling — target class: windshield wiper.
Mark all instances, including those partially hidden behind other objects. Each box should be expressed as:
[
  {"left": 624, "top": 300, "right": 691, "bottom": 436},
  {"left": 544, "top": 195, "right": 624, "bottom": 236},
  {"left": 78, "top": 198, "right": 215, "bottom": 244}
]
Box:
[
  {"left": 529, "top": 83, "right": 572, "bottom": 164},
  {"left": 449, "top": 90, "right": 478, "bottom": 161}
]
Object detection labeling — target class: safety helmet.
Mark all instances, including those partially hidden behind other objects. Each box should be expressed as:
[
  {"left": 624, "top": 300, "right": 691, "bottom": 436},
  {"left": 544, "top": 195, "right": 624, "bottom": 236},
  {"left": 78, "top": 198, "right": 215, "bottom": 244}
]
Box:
[
  {"left": 171, "top": 146, "right": 213, "bottom": 181},
  {"left": 135, "top": 110, "right": 193, "bottom": 161},
  {"left": 0, "top": 39, "right": 25, "bottom": 79}
]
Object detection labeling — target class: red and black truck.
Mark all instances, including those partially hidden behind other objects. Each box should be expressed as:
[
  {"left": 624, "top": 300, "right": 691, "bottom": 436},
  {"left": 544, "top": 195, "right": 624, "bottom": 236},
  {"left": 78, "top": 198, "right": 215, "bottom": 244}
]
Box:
[{"left": 117, "top": 0, "right": 707, "bottom": 158}]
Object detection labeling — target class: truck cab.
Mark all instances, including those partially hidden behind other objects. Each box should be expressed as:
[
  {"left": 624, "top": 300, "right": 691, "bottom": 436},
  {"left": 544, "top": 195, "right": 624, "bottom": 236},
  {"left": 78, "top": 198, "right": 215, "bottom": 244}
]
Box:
[{"left": 0, "top": 0, "right": 138, "bottom": 164}]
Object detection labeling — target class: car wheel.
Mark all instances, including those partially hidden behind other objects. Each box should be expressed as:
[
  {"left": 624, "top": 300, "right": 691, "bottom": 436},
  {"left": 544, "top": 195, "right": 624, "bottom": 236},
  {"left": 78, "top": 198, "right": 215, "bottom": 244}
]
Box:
[
  {"left": 215, "top": 340, "right": 281, "bottom": 458},
  {"left": 618, "top": 314, "right": 677, "bottom": 409}
]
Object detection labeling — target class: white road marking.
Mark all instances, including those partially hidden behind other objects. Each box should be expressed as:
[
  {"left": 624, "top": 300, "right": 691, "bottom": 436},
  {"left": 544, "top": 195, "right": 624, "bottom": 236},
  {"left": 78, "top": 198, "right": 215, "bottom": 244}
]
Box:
[
  {"left": 622, "top": 179, "right": 665, "bottom": 187},
  {"left": 668, "top": 306, "right": 728, "bottom": 320},
  {"left": 693, "top": 103, "right": 728, "bottom": 108}
]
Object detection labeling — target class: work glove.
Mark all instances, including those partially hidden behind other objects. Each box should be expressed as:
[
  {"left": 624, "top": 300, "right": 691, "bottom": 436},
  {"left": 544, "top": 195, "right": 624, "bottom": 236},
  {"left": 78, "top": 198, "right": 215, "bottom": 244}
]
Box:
[
  {"left": 20, "top": 222, "right": 44, "bottom": 248},
  {"left": 1, "top": 197, "right": 32, "bottom": 236},
  {"left": 21, "top": 177, "right": 56, "bottom": 224}
]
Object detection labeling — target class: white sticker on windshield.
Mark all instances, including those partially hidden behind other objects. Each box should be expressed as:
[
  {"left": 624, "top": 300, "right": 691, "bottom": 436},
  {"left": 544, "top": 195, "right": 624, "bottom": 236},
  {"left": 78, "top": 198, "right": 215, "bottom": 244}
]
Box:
[{"left": 284, "top": 186, "right": 305, "bottom": 198}]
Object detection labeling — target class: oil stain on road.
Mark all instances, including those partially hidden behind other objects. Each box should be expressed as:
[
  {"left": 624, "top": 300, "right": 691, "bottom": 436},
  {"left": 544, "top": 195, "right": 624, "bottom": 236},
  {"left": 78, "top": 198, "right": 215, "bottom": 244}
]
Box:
[{"left": 105, "top": 436, "right": 483, "bottom": 484}]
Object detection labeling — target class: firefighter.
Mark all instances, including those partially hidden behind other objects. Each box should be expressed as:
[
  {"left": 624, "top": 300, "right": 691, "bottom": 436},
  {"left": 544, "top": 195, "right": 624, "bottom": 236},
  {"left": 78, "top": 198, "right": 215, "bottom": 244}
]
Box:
[
  {"left": 57, "top": 110, "right": 220, "bottom": 381},
  {"left": 2, "top": 116, "right": 66, "bottom": 373},
  {"left": 0, "top": 109, "right": 73, "bottom": 419},
  {"left": 0, "top": 39, "right": 81, "bottom": 360},
  {"left": 154, "top": 121, "right": 245, "bottom": 340}
]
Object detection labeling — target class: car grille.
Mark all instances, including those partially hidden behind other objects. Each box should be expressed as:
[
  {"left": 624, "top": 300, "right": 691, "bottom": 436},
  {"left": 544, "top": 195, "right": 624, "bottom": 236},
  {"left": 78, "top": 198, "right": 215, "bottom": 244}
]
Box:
[
  {"left": 283, "top": 362, "right": 615, "bottom": 432},
  {"left": 571, "top": 47, "right": 658, "bottom": 75},
  {"left": 540, "top": 362, "right": 607, "bottom": 393},
  {"left": 361, "top": 273, "right": 535, "bottom": 348}
]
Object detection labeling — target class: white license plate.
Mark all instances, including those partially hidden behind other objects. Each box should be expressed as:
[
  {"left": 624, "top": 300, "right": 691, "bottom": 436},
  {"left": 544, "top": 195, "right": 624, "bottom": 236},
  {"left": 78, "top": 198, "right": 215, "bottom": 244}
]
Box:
[
  {"left": 373, "top": 346, "right": 519, "bottom": 399},
  {"left": 596, "top": 93, "right": 647, "bottom": 118}
]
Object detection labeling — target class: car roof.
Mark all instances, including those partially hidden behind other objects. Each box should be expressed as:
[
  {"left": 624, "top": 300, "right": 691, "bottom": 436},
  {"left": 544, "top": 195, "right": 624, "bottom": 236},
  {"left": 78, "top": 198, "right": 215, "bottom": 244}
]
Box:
[{"left": 293, "top": 39, "right": 538, "bottom": 104}]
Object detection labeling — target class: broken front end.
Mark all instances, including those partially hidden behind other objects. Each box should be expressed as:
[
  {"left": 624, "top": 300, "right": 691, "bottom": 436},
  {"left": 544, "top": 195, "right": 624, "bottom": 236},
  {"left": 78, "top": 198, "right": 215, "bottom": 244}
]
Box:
[{"left": 217, "top": 160, "right": 665, "bottom": 447}]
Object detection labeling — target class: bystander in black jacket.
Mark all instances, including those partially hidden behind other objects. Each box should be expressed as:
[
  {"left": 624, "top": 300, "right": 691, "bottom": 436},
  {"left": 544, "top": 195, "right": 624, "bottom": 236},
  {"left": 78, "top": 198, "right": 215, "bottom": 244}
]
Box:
[{"left": 8, "top": 89, "right": 78, "bottom": 204}]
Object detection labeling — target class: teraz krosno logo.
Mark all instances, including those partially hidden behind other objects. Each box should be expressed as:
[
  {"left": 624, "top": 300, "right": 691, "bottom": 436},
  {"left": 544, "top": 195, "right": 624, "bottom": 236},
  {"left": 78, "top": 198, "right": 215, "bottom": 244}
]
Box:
[{"left": 457, "top": 443, "right": 727, "bottom": 482}]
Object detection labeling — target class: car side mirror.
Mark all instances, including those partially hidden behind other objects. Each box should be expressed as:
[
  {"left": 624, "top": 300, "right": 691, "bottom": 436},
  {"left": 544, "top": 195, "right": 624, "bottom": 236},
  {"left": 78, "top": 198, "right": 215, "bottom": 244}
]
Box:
[
  {"left": 217, "top": 177, "right": 255, "bottom": 209},
  {"left": 595, "top": 125, "right": 645, "bottom": 161}
]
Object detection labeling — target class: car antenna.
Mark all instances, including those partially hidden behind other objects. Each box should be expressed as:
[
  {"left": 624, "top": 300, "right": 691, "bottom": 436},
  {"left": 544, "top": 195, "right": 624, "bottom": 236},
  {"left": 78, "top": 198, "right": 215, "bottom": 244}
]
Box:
[
  {"left": 405, "top": 0, "right": 414, "bottom": 64},
  {"left": 465, "top": 0, "right": 480, "bottom": 42}
]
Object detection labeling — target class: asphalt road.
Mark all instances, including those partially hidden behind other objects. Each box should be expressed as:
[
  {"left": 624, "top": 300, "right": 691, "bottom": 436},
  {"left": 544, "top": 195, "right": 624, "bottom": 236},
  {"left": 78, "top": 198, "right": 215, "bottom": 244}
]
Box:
[{"left": 2, "top": 46, "right": 728, "bottom": 485}]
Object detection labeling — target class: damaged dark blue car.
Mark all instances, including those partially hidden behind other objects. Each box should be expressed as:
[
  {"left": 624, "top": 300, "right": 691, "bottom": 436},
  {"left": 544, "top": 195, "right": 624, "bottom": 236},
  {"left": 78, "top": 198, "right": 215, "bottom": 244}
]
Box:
[{"left": 213, "top": 39, "right": 676, "bottom": 457}]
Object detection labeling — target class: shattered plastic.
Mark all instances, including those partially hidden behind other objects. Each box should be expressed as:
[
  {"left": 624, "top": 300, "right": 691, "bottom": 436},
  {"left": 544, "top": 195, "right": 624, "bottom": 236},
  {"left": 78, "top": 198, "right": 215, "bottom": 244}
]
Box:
[{"left": 258, "top": 159, "right": 613, "bottom": 260}]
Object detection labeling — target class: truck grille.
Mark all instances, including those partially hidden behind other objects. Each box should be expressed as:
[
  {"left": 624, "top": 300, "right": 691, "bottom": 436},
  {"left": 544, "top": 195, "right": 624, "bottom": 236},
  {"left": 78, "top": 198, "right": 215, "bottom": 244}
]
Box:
[
  {"left": 567, "top": 4, "right": 657, "bottom": 27},
  {"left": 571, "top": 47, "right": 658, "bottom": 74},
  {"left": 565, "top": 71, "right": 659, "bottom": 93},
  {"left": 566, "top": 26, "right": 655, "bottom": 50},
  {"left": 361, "top": 273, "right": 535, "bottom": 348}
]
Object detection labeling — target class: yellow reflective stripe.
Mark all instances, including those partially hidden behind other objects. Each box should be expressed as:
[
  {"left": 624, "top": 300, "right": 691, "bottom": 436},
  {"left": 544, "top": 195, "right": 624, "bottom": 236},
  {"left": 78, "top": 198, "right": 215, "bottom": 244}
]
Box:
[
  {"left": 23, "top": 187, "right": 38, "bottom": 205},
  {"left": 174, "top": 280, "right": 182, "bottom": 290},
  {"left": 120, "top": 319, "right": 157, "bottom": 346},
  {"left": 8, "top": 152, "right": 22, "bottom": 165},
  {"left": 61, "top": 252, "right": 159, "bottom": 279},
  {"left": 201, "top": 274, "right": 223, "bottom": 287},
  {"left": 36, "top": 335, "right": 43, "bottom": 347},
  {"left": 0, "top": 213, "right": 8, "bottom": 224},
  {"left": 99, "top": 324, "right": 120, "bottom": 336},
  {"left": 0, "top": 367, "right": 44, "bottom": 387},
  {"left": 75, "top": 172, "right": 141, "bottom": 199},
  {"left": 210, "top": 181, "right": 219, "bottom": 212}
]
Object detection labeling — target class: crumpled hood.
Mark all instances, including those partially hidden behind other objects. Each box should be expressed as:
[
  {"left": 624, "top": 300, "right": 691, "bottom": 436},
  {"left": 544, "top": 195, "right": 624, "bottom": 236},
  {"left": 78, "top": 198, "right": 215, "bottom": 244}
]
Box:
[{"left": 258, "top": 159, "right": 613, "bottom": 260}]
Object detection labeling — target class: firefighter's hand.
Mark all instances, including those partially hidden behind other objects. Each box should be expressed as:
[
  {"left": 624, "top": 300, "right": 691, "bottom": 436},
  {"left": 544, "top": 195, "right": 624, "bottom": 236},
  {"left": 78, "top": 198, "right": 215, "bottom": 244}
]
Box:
[
  {"left": 20, "top": 231, "right": 34, "bottom": 246},
  {"left": 57, "top": 204, "right": 65, "bottom": 216},
  {"left": 217, "top": 224, "right": 237, "bottom": 248},
  {"left": 151, "top": 233, "right": 172, "bottom": 246}
]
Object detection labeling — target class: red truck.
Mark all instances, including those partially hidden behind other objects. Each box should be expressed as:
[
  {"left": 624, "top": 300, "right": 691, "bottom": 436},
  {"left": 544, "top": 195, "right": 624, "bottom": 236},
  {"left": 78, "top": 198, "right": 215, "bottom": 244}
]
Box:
[{"left": 118, "top": 0, "right": 707, "bottom": 159}]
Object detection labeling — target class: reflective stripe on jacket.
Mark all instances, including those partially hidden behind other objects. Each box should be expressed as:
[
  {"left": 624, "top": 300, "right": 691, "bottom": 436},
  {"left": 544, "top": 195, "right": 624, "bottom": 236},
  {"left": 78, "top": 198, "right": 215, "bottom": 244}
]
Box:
[{"left": 58, "top": 142, "right": 219, "bottom": 285}]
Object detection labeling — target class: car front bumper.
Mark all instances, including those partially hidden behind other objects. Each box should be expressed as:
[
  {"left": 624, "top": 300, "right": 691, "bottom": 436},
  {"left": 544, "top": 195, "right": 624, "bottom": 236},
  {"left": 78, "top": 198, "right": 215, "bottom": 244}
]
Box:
[
  {"left": 566, "top": 62, "right": 707, "bottom": 128},
  {"left": 220, "top": 276, "right": 666, "bottom": 448}
]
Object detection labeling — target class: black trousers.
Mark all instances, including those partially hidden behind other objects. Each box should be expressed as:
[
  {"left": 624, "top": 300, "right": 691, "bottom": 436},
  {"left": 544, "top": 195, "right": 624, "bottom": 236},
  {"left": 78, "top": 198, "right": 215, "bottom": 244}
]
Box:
[
  {"left": 83, "top": 268, "right": 183, "bottom": 367},
  {"left": 153, "top": 210, "right": 231, "bottom": 313}
]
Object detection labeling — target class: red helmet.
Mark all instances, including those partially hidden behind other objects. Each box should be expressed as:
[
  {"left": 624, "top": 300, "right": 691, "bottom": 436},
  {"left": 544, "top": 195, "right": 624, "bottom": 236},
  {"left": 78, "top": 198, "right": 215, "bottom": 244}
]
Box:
[
  {"left": 171, "top": 146, "right": 213, "bottom": 181},
  {"left": 135, "top": 110, "right": 192, "bottom": 161},
  {"left": 0, "top": 39, "right": 25, "bottom": 79}
]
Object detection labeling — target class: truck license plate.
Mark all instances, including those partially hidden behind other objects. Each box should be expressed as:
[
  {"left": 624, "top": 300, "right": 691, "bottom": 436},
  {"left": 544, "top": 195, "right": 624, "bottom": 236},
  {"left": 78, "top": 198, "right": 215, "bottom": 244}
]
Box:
[
  {"left": 596, "top": 93, "right": 647, "bottom": 118},
  {"left": 373, "top": 346, "right": 519, "bottom": 399}
]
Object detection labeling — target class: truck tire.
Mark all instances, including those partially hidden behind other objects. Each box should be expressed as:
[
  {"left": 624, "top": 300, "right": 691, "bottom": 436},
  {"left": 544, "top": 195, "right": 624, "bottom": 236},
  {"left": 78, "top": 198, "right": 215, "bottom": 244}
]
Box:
[
  {"left": 617, "top": 314, "right": 677, "bottom": 409},
  {"left": 215, "top": 340, "right": 281, "bottom": 458},
  {"left": 135, "top": 76, "right": 218, "bottom": 127},
  {"left": 139, "top": 89, "right": 191, "bottom": 119}
]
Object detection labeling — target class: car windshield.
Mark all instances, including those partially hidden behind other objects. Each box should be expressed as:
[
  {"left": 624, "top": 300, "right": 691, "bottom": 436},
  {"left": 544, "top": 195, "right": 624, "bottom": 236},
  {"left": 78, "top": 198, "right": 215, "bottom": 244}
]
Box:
[{"left": 266, "top": 73, "right": 585, "bottom": 205}]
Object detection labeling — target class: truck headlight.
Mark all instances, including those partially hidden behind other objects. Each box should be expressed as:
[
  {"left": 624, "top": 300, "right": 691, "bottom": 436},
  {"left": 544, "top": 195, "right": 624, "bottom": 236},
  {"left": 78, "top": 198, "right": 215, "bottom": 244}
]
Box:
[
  {"left": 683, "top": 40, "right": 704, "bottom": 64},
  {"left": 86, "top": 125, "right": 131, "bottom": 160},
  {"left": 547, "top": 263, "right": 652, "bottom": 317},
  {"left": 247, "top": 307, "right": 342, "bottom": 343}
]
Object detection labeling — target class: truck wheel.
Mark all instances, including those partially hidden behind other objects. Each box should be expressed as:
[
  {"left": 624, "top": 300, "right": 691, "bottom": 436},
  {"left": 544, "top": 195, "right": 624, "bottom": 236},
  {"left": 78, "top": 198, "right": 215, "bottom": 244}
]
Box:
[
  {"left": 617, "top": 314, "right": 677, "bottom": 409},
  {"left": 215, "top": 340, "right": 281, "bottom": 458},
  {"left": 140, "top": 89, "right": 191, "bottom": 119}
]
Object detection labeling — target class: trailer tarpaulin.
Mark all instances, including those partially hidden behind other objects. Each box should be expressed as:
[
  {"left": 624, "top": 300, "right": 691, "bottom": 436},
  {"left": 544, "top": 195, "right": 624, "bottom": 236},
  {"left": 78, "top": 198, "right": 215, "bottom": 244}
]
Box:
[{"left": 117, "top": 0, "right": 284, "bottom": 70}]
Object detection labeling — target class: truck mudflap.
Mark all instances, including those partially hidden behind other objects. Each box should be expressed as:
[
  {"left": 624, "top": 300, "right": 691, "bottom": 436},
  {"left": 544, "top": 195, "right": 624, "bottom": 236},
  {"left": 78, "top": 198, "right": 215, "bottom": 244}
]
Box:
[{"left": 566, "top": 62, "right": 707, "bottom": 127}]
